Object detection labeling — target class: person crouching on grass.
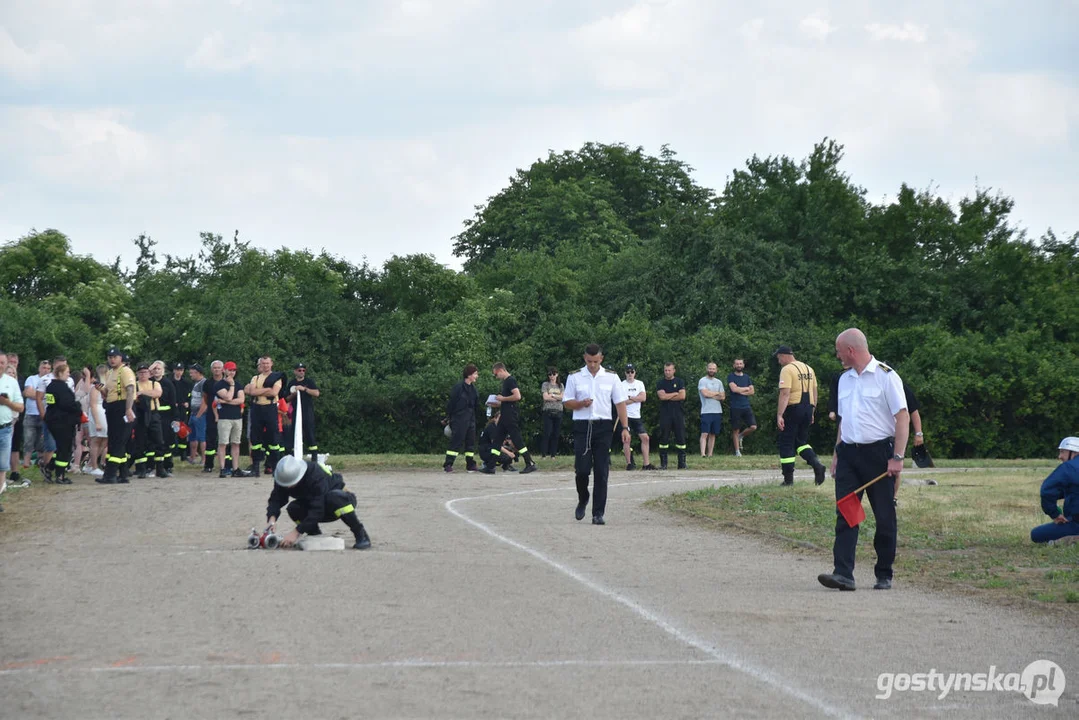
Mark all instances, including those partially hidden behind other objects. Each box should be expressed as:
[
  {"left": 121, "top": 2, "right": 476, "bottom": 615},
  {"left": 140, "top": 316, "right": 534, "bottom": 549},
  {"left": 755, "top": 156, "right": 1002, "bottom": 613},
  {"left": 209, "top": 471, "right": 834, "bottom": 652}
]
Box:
[
  {"left": 1031, "top": 437, "right": 1079, "bottom": 545},
  {"left": 266, "top": 455, "right": 372, "bottom": 549}
]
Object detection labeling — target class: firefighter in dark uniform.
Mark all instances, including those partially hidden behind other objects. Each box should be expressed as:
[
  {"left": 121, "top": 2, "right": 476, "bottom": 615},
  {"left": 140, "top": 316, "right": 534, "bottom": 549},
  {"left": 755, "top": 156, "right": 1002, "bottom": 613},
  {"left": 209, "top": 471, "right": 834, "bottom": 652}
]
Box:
[
  {"left": 478, "top": 411, "right": 514, "bottom": 471},
  {"left": 655, "top": 362, "right": 688, "bottom": 469},
  {"left": 285, "top": 362, "right": 320, "bottom": 462},
  {"left": 244, "top": 356, "right": 285, "bottom": 477},
  {"left": 443, "top": 363, "right": 479, "bottom": 473},
  {"left": 267, "top": 455, "right": 372, "bottom": 549},
  {"left": 133, "top": 363, "right": 167, "bottom": 479},
  {"left": 480, "top": 362, "right": 537, "bottom": 475},
  {"left": 819, "top": 329, "right": 908, "bottom": 591},
  {"left": 774, "top": 345, "right": 826, "bottom": 486},
  {"left": 43, "top": 362, "right": 80, "bottom": 485},
  {"left": 98, "top": 347, "right": 136, "bottom": 484},
  {"left": 151, "top": 361, "right": 175, "bottom": 477},
  {"left": 170, "top": 362, "right": 192, "bottom": 465},
  {"left": 202, "top": 361, "right": 223, "bottom": 473}
]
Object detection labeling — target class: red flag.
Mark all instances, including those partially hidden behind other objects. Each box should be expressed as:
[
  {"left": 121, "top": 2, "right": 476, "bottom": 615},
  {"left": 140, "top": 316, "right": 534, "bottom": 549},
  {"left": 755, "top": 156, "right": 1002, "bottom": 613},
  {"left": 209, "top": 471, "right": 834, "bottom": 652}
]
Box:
[{"left": 837, "top": 492, "right": 866, "bottom": 527}]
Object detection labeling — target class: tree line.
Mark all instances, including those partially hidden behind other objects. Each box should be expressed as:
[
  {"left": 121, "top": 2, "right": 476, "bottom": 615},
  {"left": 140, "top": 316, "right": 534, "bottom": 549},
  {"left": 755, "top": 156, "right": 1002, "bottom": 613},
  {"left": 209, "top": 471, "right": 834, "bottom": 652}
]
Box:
[{"left": 1, "top": 139, "right": 1076, "bottom": 457}]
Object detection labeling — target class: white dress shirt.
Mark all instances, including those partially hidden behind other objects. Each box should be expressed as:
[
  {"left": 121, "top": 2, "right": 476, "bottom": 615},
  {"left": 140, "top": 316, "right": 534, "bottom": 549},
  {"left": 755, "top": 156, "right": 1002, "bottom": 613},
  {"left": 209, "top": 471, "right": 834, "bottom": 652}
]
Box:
[
  {"left": 564, "top": 366, "right": 628, "bottom": 421},
  {"left": 836, "top": 358, "right": 907, "bottom": 444}
]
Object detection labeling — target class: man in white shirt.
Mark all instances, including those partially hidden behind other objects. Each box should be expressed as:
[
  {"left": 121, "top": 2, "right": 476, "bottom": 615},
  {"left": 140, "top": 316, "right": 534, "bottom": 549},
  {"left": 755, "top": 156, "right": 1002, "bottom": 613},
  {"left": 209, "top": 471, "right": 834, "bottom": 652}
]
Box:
[
  {"left": 0, "top": 351, "right": 26, "bottom": 506},
  {"left": 698, "top": 362, "right": 725, "bottom": 458},
  {"left": 619, "top": 364, "right": 655, "bottom": 471},
  {"left": 819, "top": 328, "right": 908, "bottom": 592},
  {"left": 563, "top": 344, "right": 631, "bottom": 525},
  {"left": 22, "top": 358, "right": 53, "bottom": 478}
]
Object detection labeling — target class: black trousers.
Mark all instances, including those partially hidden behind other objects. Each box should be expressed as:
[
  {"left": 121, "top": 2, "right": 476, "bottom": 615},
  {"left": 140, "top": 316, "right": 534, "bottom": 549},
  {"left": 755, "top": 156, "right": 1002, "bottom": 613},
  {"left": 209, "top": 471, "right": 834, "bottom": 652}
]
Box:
[
  {"left": 574, "top": 419, "right": 614, "bottom": 518},
  {"left": 485, "top": 413, "right": 531, "bottom": 468},
  {"left": 286, "top": 488, "right": 364, "bottom": 537},
  {"left": 657, "top": 410, "right": 686, "bottom": 464},
  {"left": 541, "top": 412, "right": 562, "bottom": 456},
  {"left": 778, "top": 401, "right": 814, "bottom": 466},
  {"left": 299, "top": 413, "right": 317, "bottom": 458},
  {"left": 249, "top": 404, "right": 281, "bottom": 469},
  {"left": 833, "top": 440, "right": 898, "bottom": 581},
  {"left": 444, "top": 414, "right": 477, "bottom": 467},
  {"left": 160, "top": 413, "right": 175, "bottom": 467},
  {"left": 133, "top": 412, "right": 165, "bottom": 471},
  {"left": 203, "top": 414, "right": 218, "bottom": 469},
  {"left": 45, "top": 418, "right": 77, "bottom": 472},
  {"left": 104, "top": 400, "right": 130, "bottom": 479}
]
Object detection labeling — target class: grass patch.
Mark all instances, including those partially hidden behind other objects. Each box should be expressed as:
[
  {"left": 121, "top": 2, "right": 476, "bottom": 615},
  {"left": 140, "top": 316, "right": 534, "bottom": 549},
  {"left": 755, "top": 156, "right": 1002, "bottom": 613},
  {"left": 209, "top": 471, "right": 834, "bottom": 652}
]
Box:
[{"left": 653, "top": 467, "right": 1079, "bottom": 610}]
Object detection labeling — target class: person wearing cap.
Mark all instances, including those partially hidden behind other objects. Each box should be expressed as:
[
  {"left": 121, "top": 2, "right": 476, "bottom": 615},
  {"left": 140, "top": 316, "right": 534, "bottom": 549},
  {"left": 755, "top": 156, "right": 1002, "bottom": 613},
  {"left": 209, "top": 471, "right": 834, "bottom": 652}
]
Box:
[
  {"left": 619, "top": 364, "right": 655, "bottom": 471},
  {"left": 150, "top": 361, "right": 176, "bottom": 477},
  {"left": 170, "top": 362, "right": 192, "bottom": 466},
  {"left": 244, "top": 356, "right": 285, "bottom": 477},
  {"left": 215, "top": 361, "right": 250, "bottom": 478},
  {"left": 539, "top": 368, "right": 565, "bottom": 459},
  {"left": 98, "top": 347, "right": 137, "bottom": 484},
  {"left": 774, "top": 344, "right": 826, "bottom": 486},
  {"left": 442, "top": 363, "right": 479, "bottom": 473},
  {"left": 266, "top": 455, "right": 372, "bottom": 550},
  {"left": 186, "top": 363, "right": 208, "bottom": 466},
  {"left": 481, "top": 362, "right": 537, "bottom": 475},
  {"left": 820, "top": 328, "right": 908, "bottom": 592},
  {"left": 655, "top": 362, "right": 688, "bottom": 470},
  {"left": 132, "top": 362, "right": 165, "bottom": 479},
  {"left": 286, "top": 362, "right": 321, "bottom": 464},
  {"left": 726, "top": 358, "right": 756, "bottom": 457},
  {"left": 1030, "top": 437, "right": 1079, "bottom": 545},
  {"left": 563, "top": 343, "right": 631, "bottom": 525}
]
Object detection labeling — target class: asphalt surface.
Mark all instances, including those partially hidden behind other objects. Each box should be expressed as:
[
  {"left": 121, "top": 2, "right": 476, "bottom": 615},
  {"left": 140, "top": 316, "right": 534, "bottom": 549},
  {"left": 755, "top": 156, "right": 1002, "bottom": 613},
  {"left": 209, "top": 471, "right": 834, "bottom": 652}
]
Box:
[{"left": 1, "top": 465, "right": 1076, "bottom": 719}]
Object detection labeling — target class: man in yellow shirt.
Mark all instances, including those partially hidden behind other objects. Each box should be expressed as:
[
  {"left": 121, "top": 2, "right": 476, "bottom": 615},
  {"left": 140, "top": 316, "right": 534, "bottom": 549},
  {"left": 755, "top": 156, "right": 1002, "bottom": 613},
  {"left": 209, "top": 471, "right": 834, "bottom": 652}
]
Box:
[
  {"left": 775, "top": 345, "right": 826, "bottom": 487},
  {"left": 98, "top": 347, "right": 136, "bottom": 484}
]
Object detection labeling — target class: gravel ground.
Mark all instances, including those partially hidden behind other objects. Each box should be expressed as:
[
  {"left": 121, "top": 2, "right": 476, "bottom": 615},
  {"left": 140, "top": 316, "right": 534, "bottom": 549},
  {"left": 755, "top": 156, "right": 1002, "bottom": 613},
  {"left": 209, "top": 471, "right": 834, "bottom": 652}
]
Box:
[{"left": 1, "top": 465, "right": 1075, "bottom": 719}]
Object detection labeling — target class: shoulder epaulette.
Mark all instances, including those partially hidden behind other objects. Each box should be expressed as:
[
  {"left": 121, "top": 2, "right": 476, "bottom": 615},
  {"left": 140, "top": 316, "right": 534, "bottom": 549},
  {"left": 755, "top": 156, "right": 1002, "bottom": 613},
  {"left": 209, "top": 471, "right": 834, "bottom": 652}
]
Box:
[{"left": 878, "top": 363, "right": 893, "bottom": 373}]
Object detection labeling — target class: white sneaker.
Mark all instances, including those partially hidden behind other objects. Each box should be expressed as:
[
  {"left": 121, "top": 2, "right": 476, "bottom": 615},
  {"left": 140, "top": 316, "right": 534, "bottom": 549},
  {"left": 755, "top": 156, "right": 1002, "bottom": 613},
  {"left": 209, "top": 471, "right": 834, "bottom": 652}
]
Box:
[
  {"left": 734, "top": 450, "right": 742, "bottom": 457},
  {"left": 738, "top": 435, "right": 745, "bottom": 451},
  {"left": 90, "top": 468, "right": 105, "bottom": 478}
]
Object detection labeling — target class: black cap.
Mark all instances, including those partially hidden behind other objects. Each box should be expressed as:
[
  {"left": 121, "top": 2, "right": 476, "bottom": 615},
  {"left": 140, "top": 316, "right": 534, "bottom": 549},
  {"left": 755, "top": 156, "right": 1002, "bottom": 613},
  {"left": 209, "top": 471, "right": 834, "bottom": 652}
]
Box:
[
  {"left": 189, "top": 363, "right": 203, "bottom": 374},
  {"left": 171, "top": 362, "right": 184, "bottom": 371},
  {"left": 773, "top": 345, "right": 794, "bottom": 356},
  {"left": 294, "top": 362, "right": 306, "bottom": 370},
  {"left": 121, "top": 353, "right": 130, "bottom": 364},
  {"left": 625, "top": 363, "right": 636, "bottom": 371},
  {"left": 136, "top": 362, "right": 149, "bottom": 371},
  {"left": 106, "top": 346, "right": 122, "bottom": 357}
]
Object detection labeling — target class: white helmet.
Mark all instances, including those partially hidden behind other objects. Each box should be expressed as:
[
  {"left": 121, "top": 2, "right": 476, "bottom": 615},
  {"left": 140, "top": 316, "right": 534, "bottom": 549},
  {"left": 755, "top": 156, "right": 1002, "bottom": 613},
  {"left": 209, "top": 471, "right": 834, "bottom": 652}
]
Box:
[
  {"left": 274, "top": 455, "right": 307, "bottom": 488},
  {"left": 1059, "top": 437, "right": 1079, "bottom": 454}
]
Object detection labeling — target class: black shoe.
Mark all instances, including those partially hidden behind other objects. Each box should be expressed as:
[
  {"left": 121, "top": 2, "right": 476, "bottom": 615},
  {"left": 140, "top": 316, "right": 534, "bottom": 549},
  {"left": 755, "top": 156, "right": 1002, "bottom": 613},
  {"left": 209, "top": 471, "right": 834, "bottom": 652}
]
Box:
[
  {"left": 443, "top": 466, "right": 454, "bottom": 473},
  {"left": 818, "top": 573, "right": 856, "bottom": 591},
  {"left": 233, "top": 469, "right": 253, "bottom": 478},
  {"left": 626, "top": 462, "right": 636, "bottom": 471},
  {"left": 117, "top": 476, "right": 130, "bottom": 484},
  {"left": 641, "top": 464, "right": 657, "bottom": 471},
  {"left": 264, "top": 465, "right": 274, "bottom": 475},
  {"left": 873, "top": 578, "right": 892, "bottom": 590},
  {"left": 136, "top": 470, "right": 150, "bottom": 479},
  {"left": 480, "top": 466, "right": 496, "bottom": 475},
  {"left": 660, "top": 464, "right": 668, "bottom": 470},
  {"left": 780, "top": 479, "right": 794, "bottom": 486},
  {"left": 9, "top": 471, "right": 20, "bottom": 483},
  {"left": 592, "top": 515, "right": 605, "bottom": 525},
  {"left": 502, "top": 465, "right": 517, "bottom": 472},
  {"left": 677, "top": 462, "right": 687, "bottom": 470},
  {"left": 57, "top": 474, "right": 72, "bottom": 485},
  {"left": 219, "top": 470, "right": 232, "bottom": 478},
  {"left": 575, "top": 502, "right": 587, "bottom": 521},
  {"left": 520, "top": 464, "right": 537, "bottom": 474},
  {"left": 96, "top": 475, "right": 116, "bottom": 484},
  {"left": 41, "top": 463, "right": 54, "bottom": 483},
  {"left": 466, "top": 465, "right": 478, "bottom": 473},
  {"left": 814, "top": 465, "right": 826, "bottom": 486},
  {"left": 202, "top": 466, "right": 213, "bottom": 473}
]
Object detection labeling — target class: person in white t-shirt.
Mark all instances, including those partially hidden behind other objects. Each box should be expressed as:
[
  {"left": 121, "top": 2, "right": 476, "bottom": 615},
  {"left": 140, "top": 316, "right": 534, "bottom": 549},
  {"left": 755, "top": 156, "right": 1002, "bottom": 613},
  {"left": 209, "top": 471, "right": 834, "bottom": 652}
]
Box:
[{"left": 618, "top": 364, "right": 655, "bottom": 471}]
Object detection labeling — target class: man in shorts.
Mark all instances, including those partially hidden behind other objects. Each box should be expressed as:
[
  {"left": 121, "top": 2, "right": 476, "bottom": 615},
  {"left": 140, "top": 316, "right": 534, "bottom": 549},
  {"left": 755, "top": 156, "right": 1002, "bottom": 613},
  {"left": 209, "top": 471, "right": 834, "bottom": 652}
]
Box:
[
  {"left": 726, "top": 358, "right": 757, "bottom": 457},
  {"left": 619, "top": 364, "right": 655, "bottom": 470}
]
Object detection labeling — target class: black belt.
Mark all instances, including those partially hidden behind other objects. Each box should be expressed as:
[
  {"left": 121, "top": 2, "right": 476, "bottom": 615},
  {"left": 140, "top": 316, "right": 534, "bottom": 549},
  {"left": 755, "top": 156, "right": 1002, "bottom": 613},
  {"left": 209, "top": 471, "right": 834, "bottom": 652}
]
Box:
[
  {"left": 574, "top": 418, "right": 613, "bottom": 424},
  {"left": 841, "top": 438, "right": 893, "bottom": 448},
  {"left": 0, "top": 420, "right": 13, "bottom": 429}
]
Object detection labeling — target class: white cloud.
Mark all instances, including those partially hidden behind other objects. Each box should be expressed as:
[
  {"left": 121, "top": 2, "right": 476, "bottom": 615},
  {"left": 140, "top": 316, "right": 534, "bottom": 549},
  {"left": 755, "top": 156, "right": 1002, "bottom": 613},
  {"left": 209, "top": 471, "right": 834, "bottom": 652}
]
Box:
[
  {"left": 866, "top": 22, "right": 928, "bottom": 43},
  {"left": 799, "top": 14, "right": 835, "bottom": 40}
]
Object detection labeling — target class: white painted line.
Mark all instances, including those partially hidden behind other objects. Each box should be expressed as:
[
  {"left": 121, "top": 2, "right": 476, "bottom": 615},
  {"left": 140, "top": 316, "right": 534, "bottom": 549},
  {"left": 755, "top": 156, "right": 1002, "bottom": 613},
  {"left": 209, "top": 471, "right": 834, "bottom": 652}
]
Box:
[
  {"left": 0, "top": 658, "right": 723, "bottom": 677},
  {"left": 446, "top": 479, "right": 855, "bottom": 720}
]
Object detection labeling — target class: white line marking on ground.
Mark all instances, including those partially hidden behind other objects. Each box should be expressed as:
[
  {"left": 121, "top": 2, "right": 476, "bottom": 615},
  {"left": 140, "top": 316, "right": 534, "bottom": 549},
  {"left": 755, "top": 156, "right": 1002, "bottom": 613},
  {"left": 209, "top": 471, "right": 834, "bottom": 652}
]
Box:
[
  {"left": 0, "top": 658, "right": 723, "bottom": 677},
  {"left": 446, "top": 477, "right": 856, "bottom": 720}
]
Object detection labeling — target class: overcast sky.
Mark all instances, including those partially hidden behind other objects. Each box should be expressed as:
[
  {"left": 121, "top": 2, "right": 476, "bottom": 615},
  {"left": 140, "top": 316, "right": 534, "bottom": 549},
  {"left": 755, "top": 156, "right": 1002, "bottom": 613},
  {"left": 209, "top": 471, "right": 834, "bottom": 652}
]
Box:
[{"left": 2, "top": 0, "right": 1076, "bottom": 272}]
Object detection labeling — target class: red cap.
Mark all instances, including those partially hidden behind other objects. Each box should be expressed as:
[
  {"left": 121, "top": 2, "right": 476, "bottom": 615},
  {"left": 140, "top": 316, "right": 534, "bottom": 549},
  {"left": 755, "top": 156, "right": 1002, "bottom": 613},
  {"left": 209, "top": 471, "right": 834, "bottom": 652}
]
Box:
[{"left": 223, "top": 361, "right": 237, "bottom": 371}]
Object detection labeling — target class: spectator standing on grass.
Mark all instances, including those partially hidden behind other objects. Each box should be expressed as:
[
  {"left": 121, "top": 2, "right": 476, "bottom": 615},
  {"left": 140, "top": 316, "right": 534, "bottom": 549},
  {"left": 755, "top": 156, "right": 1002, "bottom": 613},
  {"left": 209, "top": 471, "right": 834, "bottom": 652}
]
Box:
[
  {"left": 85, "top": 364, "right": 107, "bottom": 477},
  {"left": 0, "top": 351, "right": 26, "bottom": 508},
  {"left": 619, "top": 364, "right": 655, "bottom": 471},
  {"left": 150, "top": 361, "right": 175, "bottom": 477},
  {"left": 698, "top": 362, "right": 725, "bottom": 458},
  {"left": 1030, "top": 437, "right": 1079, "bottom": 545},
  {"left": 215, "top": 361, "right": 250, "bottom": 478},
  {"left": 73, "top": 366, "right": 94, "bottom": 473},
  {"left": 186, "top": 364, "right": 207, "bottom": 465},
  {"left": 6, "top": 354, "right": 26, "bottom": 485},
  {"left": 726, "top": 358, "right": 756, "bottom": 457},
  {"left": 819, "top": 328, "right": 908, "bottom": 592},
  {"left": 540, "top": 368, "right": 564, "bottom": 459},
  {"left": 170, "top": 362, "right": 192, "bottom": 465},
  {"left": 656, "top": 362, "right": 688, "bottom": 470},
  {"left": 43, "top": 362, "right": 80, "bottom": 485},
  {"left": 22, "top": 358, "right": 51, "bottom": 481}
]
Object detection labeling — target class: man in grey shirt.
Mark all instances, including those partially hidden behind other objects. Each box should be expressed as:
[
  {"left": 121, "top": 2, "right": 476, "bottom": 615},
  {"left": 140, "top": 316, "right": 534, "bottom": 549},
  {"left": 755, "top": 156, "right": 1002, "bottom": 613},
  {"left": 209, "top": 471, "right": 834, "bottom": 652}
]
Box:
[{"left": 698, "top": 362, "right": 725, "bottom": 458}]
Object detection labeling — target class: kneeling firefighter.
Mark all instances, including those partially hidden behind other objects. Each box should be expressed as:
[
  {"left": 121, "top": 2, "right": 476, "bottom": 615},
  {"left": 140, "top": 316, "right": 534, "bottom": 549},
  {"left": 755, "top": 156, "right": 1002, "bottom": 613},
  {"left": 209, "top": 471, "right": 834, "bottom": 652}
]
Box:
[{"left": 266, "top": 455, "right": 372, "bottom": 549}]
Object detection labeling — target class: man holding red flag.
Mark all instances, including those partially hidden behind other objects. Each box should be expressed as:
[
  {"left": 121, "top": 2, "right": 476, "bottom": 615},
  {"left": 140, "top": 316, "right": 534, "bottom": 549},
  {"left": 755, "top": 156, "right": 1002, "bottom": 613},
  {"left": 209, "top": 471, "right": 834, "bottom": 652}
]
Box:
[{"left": 819, "top": 328, "right": 908, "bottom": 592}]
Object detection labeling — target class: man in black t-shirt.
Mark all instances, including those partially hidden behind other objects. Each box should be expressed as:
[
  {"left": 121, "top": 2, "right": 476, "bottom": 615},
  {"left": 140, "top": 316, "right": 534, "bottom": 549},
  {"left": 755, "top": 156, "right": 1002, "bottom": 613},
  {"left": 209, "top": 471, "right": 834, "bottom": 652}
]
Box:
[
  {"left": 481, "top": 362, "right": 537, "bottom": 475},
  {"left": 286, "top": 362, "right": 321, "bottom": 462},
  {"left": 656, "top": 362, "right": 688, "bottom": 469},
  {"left": 214, "top": 361, "right": 250, "bottom": 478}
]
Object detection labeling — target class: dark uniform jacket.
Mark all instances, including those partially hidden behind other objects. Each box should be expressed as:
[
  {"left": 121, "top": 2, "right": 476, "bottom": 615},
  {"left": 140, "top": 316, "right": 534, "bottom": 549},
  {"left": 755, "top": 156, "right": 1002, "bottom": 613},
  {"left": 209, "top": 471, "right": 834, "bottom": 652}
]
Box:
[
  {"left": 44, "top": 380, "right": 81, "bottom": 428},
  {"left": 447, "top": 380, "right": 478, "bottom": 419},
  {"left": 158, "top": 378, "right": 177, "bottom": 421},
  {"left": 266, "top": 461, "right": 345, "bottom": 535},
  {"left": 1040, "top": 457, "right": 1079, "bottom": 521}
]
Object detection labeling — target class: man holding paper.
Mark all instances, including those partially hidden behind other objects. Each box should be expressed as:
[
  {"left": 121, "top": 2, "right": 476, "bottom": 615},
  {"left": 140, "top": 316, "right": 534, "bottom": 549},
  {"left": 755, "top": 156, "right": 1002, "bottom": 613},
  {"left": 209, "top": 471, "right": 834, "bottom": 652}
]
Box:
[
  {"left": 819, "top": 328, "right": 908, "bottom": 592},
  {"left": 562, "top": 343, "right": 631, "bottom": 525}
]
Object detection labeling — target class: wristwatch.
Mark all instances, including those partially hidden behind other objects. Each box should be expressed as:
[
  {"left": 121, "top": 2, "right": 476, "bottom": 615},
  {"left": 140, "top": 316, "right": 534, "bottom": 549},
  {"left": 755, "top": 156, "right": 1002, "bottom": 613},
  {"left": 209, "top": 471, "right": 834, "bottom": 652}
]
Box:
[
  {"left": 914, "top": 432, "right": 923, "bottom": 437},
  {"left": 892, "top": 454, "right": 904, "bottom": 461}
]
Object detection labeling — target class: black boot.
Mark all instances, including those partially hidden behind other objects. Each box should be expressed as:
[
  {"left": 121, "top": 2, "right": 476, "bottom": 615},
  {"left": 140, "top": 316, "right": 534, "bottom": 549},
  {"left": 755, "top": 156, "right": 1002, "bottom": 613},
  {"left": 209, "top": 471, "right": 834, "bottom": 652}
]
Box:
[
  {"left": 800, "top": 448, "right": 827, "bottom": 485},
  {"left": 780, "top": 465, "right": 794, "bottom": 486},
  {"left": 56, "top": 469, "right": 71, "bottom": 485},
  {"left": 659, "top": 451, "right": 668, "bottom": 469},
  {"left": 341, "top": 512, "right": 371, "bottom": 549},
  {"left": 42, "top": 459, "right": 55, "bottom": 484},
  {"left": 155, "top": 460, "right": 169, "bottom": 478},
  {"left": 677, "top": 450, "right": 687, "bottom": 470},
  {"left": 136, "top": 462, "right": 150, "bottom": 479},
  {"left": 118, "top": 462, "right": 130, "bottom": 484}
]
